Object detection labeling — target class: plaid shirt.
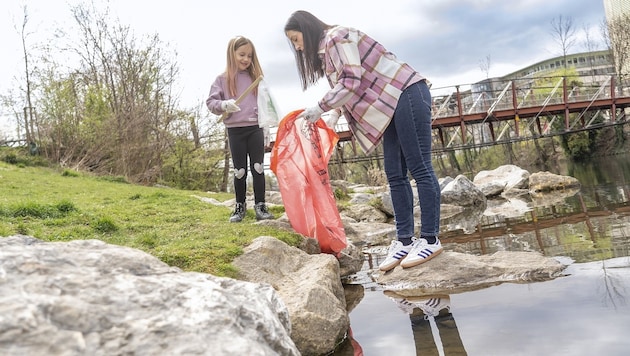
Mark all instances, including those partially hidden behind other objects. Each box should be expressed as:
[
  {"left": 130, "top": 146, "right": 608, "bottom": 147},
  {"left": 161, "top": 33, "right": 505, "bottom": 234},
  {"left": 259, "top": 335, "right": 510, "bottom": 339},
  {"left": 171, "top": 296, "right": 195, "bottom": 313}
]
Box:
[{"left": 318, "top": 26, "right": 425, "bottom": 154}]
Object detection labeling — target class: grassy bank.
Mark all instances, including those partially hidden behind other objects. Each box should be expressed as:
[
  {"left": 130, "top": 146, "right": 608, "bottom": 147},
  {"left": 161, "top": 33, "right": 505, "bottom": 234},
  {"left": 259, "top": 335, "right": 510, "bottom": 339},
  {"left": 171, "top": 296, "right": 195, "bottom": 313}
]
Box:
[{"left": 0, "top": 153, "right": 301, "bottom": 278}]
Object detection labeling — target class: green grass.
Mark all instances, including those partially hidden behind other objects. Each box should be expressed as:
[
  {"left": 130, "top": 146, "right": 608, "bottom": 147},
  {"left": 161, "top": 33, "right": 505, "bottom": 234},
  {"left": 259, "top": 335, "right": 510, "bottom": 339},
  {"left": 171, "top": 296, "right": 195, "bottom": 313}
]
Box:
[{"left": 0, "top": 160, "right": 301, "bottom": 278}]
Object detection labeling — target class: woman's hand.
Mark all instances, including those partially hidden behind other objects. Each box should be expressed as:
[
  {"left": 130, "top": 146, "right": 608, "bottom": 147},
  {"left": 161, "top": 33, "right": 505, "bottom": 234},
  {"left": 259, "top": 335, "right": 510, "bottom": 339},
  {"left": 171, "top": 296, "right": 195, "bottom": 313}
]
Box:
[
  {"left": 297, "top": 105, "right": 323, "bottom": 123},
  {"left": 325, "top": 109, "right": 341, "bottom": 128}
]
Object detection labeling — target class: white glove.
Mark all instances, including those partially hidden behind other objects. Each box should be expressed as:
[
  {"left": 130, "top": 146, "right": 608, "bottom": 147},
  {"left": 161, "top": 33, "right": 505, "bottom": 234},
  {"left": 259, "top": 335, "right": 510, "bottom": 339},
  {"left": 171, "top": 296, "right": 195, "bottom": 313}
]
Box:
[
  {"left": 263, "top": 126, "right": 270, "bottom": 147},
  {"left": 221, "top": 99, "right": 240, "bottom": 113},
  {"left": 297, "top": 105, "right": 324, "bottom": 123},
  {"left": 325, "top": 109, "right": 341, "bottom": 128}
]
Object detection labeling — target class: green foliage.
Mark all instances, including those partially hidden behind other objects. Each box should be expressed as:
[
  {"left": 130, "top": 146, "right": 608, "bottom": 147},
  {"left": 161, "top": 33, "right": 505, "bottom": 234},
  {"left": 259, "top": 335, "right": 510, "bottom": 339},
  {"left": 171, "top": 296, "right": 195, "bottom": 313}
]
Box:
[
  {"left": 16, "top": 223, "right": 29, "bottom": 235},
  {"left": 2, "top": 153, "right": 18, "bottom": 165},
  {"left": 533, "top": 67, "right": 581, "bottom": 97},
  {"left": 98, "top": 175, "right": 130, "bottom": 184},
  {"left": 333, "top": 187, "right": 350, "bottom": 201},
  {"left": 160, "top": 138, "right": 226, "bottom": 191},
  {"left": 0, "top": 147, "right": 49, "bottom": 167},
  {"left": 0, "top": 161, "right": 302, "bottom": 278},
  {"left": 562, "top": 131, "right": 592, "bottom": 160},
  {"left": 55, "top": 200, "right": 78, "bottom": 214},
  {"left": 557, "top": 109, "right": 613, "bottom": 160},
  {"left": 92, "top": 216, "right": 119, "bottom": 233},
  {"left": 61, "top": 169, "right": 80, "bottom": 177},
  {"left": 473, "top": 146, "right": 508, "bottom": 170},
  {"left": 29, "top": 5, "right": 192, "bottom": 183},
  {"left": 1, "top": 200, "right": 76, "bottom": 219}
]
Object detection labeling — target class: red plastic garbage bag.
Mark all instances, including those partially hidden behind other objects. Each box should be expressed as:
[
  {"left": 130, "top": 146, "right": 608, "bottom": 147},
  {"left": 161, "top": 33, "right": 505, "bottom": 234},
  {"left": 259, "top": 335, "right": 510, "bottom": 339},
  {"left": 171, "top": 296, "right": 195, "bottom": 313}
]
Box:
[{"left": 270, "top": 109, "right": 347, "bottom": 255}]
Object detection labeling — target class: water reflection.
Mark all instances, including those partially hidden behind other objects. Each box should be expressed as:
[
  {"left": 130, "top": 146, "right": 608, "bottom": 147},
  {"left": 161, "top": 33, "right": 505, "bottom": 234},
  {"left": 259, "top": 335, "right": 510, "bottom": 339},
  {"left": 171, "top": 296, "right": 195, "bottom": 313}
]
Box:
[
  {"left": 384, "top": 291, "right": 467, "bottom": 356},
  {"left": 338, "top": 153, "right": 630, "bottom": 355},
  {"left": 440, "top": 188, "right": 630, "bottom": 263}
]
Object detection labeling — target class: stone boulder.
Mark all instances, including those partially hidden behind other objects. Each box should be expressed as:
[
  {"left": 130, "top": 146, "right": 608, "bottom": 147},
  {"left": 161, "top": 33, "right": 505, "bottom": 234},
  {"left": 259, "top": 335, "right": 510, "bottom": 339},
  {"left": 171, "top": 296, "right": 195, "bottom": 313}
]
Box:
[
  {"left": 528, "top": 171, "right": 581, "bottom": 194},
  {"left": 376, "top": 250, "right": 568, "bottom": 295},
  {"left": 441, "top": 174, "right": 487, "bottom": 208},
  {"left": 0, "top": 235, "right": 299, "bottom": 356},
  {"left": 232, "top": 236, "right": 349, "bottom": 355},
  {"left": 341, "top": 203, "right": 388, "bottom": 223},
  {"left": 473, "top": 164, "right": 531, "bottom": 197},
  {"left": 256, "top": 215, "right": 364, "bottom": 278}
]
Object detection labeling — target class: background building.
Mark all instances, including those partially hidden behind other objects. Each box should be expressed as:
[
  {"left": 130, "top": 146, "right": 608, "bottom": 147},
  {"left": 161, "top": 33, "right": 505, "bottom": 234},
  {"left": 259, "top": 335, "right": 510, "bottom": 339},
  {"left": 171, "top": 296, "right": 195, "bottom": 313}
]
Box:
[{"left": 469, "top": 50, "right": 615, "bottom": 103}]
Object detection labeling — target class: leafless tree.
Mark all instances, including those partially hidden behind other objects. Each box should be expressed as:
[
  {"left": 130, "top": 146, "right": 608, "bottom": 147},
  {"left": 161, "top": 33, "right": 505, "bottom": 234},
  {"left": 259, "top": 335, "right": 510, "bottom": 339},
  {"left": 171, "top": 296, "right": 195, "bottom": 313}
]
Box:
[
  {"left": 602, "top": 13, "right": 630, "bottom": 86},
  {"left": 479, "top": 54, "right": 491, "bottom": 79},
  {"left": 18, "top": 6, "right": 37, "bottom": 144},
  {"left": 9, "top": 2, "right": 227, "bottom": 189},
  {"left": 35, "top": 2, "right": 182, "bottom": 180},
  {"left": 581, "top": 22, "right": 602, "bottom": 81},
  {"left": 550, "top": 15, "right": 577, "bottom": 69}
]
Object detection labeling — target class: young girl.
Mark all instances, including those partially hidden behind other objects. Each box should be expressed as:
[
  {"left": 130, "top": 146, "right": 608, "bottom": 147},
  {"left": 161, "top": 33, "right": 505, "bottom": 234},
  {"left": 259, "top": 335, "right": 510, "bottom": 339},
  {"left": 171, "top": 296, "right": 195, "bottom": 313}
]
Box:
[
  {"left": 206, "top": 36, "right": 274, "bottom": 223},
  {"left": 284, "top": 11, "right": 442, "bottom": 270}
]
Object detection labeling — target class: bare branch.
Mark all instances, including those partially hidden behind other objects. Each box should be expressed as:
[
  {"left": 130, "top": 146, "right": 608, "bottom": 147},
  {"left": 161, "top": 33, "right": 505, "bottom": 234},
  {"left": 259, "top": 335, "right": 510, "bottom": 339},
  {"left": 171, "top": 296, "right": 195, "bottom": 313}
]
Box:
[
  {"left": 479, "top": 54, "right": 491, "bottom": 79},
  {"left": 550, "top": 15, "right": 577, "bottom": 68}
]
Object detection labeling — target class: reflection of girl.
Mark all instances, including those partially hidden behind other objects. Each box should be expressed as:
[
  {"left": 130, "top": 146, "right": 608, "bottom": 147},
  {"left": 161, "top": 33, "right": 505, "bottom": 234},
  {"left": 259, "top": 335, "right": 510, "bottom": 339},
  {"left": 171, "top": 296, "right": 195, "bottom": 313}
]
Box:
[
  {"left": 206, "top": 36, "right": 274, "bottom": 223},
  {"left": 283, "top": 11, "right": 441, "bottom": 271}
]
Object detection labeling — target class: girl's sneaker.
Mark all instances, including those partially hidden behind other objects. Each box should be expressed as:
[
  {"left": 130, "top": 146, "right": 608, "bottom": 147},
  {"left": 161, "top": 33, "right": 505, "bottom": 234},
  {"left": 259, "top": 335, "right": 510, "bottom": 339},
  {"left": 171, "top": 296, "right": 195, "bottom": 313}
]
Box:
[
  {"left": 254, "top": 202, "right": 274, "bottom": 220},
  {"left": 229, "top": 202, "right": 246, "bottom": 223},
  {"left": 400, "top": 238, "right": 443, "bottom": 268}
]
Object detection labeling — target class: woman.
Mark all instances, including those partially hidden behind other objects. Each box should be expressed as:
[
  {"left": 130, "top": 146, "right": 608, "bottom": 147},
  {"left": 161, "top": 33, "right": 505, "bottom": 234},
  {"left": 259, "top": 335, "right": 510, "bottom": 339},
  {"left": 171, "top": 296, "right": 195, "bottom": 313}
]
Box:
[{"left": 284, "top": 10, "right": 442, "bottom": 271}]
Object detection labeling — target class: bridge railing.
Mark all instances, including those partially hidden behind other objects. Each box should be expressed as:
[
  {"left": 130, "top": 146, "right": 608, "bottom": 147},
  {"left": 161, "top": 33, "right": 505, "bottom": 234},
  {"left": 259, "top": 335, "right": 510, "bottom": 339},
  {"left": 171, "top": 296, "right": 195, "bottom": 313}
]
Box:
[
  {"left": 323, "top": 74, "right": 630, "bottom": 156},
  {"left": 431, "top": 74, "right": 630, "bottom": 120}
]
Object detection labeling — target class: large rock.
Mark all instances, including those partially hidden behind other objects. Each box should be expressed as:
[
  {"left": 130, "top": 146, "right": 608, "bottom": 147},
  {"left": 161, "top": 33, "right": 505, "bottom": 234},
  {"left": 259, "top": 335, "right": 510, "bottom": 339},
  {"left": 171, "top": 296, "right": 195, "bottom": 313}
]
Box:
[
  {"left": 528, "top": 171, "right": 581, "bottom": 193},
  {"left": 343, "top": 221, "right": 396, "bottom": 247},
  {"left": 256, "top": 216, "right": 364, "bottom": 278},
  {"left": 341, "top": 203, "right": 388, "bottom": 223},
  {"left": 376, "top": 250, "right": 567, "bottom": 295},
  {"left": 0, "top": 235, "right": 299, "bottom": 356},
  {"left": 441, "top": 174, "right": 487, "bottom": 208},
  {"left": 473, "top": 164, "right": 531, "bottom": 197},
  {"left": 233, "top": 236, "right": 349, "bottom": 356}
]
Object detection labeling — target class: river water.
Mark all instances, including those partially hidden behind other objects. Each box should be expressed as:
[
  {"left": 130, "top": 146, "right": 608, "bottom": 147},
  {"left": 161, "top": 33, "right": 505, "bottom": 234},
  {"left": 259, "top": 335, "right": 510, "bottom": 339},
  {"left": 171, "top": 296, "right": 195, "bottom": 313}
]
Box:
[{"left": 337, "top": 153, "right": 630, "bottom": 356}]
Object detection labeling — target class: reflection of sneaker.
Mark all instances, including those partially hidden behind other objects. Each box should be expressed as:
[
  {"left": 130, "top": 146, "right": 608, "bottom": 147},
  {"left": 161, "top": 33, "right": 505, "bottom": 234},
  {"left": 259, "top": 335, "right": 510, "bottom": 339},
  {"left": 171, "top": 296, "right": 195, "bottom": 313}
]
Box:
[
  {"left": 384, "top": 290, "right": 450, "bottom": 317},
  {"left": 409, "top": 295, "right": 451, "bottom": 318},
  {"left": 400, "top": 238, "right": 443, "bottom": 268},
  {"left": 378, "top": 240, "right": 412, "bottom": 271}
]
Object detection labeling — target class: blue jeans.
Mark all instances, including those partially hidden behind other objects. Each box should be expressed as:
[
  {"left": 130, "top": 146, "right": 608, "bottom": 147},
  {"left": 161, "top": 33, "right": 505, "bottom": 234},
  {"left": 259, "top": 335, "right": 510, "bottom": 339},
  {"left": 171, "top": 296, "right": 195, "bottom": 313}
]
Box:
[{"left": 383, "top": 80, "right": 441, "bottom": 239}]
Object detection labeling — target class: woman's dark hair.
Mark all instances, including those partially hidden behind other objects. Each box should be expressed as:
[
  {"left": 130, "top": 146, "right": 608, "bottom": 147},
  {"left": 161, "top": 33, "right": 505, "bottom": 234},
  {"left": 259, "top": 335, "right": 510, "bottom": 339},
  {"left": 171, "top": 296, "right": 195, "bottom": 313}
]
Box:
[{"left": 284, "top": 10, "right": 332, "bottom": 90}]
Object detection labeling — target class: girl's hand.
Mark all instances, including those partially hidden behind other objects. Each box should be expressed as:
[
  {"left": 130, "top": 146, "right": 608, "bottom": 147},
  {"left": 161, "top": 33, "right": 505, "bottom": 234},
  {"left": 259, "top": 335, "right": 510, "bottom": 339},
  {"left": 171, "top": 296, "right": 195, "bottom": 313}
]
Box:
[{"left": 222, "top": 99, "right": 241, "bottom": 113}]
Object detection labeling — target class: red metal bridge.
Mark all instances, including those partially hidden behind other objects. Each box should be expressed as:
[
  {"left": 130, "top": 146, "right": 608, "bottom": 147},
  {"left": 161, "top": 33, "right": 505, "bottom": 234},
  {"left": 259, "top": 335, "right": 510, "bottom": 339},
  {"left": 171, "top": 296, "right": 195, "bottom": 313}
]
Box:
[{"left": 331, "top": 74, "right": 630, "bottom": 155}]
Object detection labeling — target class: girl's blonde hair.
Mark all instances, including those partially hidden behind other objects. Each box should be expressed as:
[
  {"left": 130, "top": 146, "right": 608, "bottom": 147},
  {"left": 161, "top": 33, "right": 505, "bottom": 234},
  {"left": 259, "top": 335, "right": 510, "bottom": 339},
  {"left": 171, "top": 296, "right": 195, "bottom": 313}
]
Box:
[{"left": 225, "top": 36, "right": 263, "bottom": 97}]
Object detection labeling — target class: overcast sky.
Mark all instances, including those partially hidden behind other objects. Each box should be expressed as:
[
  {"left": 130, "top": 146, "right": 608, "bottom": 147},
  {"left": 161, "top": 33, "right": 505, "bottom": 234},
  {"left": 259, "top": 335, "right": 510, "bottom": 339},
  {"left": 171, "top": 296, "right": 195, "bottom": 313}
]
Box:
[{"left": 1, "top": 0, "right": 607, "bottom": 136}]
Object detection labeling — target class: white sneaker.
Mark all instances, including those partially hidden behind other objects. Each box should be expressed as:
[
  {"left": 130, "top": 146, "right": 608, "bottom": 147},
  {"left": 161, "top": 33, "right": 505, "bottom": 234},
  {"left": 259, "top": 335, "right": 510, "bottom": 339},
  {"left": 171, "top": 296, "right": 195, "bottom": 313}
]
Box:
[
  {"left": 378, "top": 240, "right": 412, "bottom": 271},
  {"left": 400, "top": 238, "right": 443, "bottom": 268}
]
